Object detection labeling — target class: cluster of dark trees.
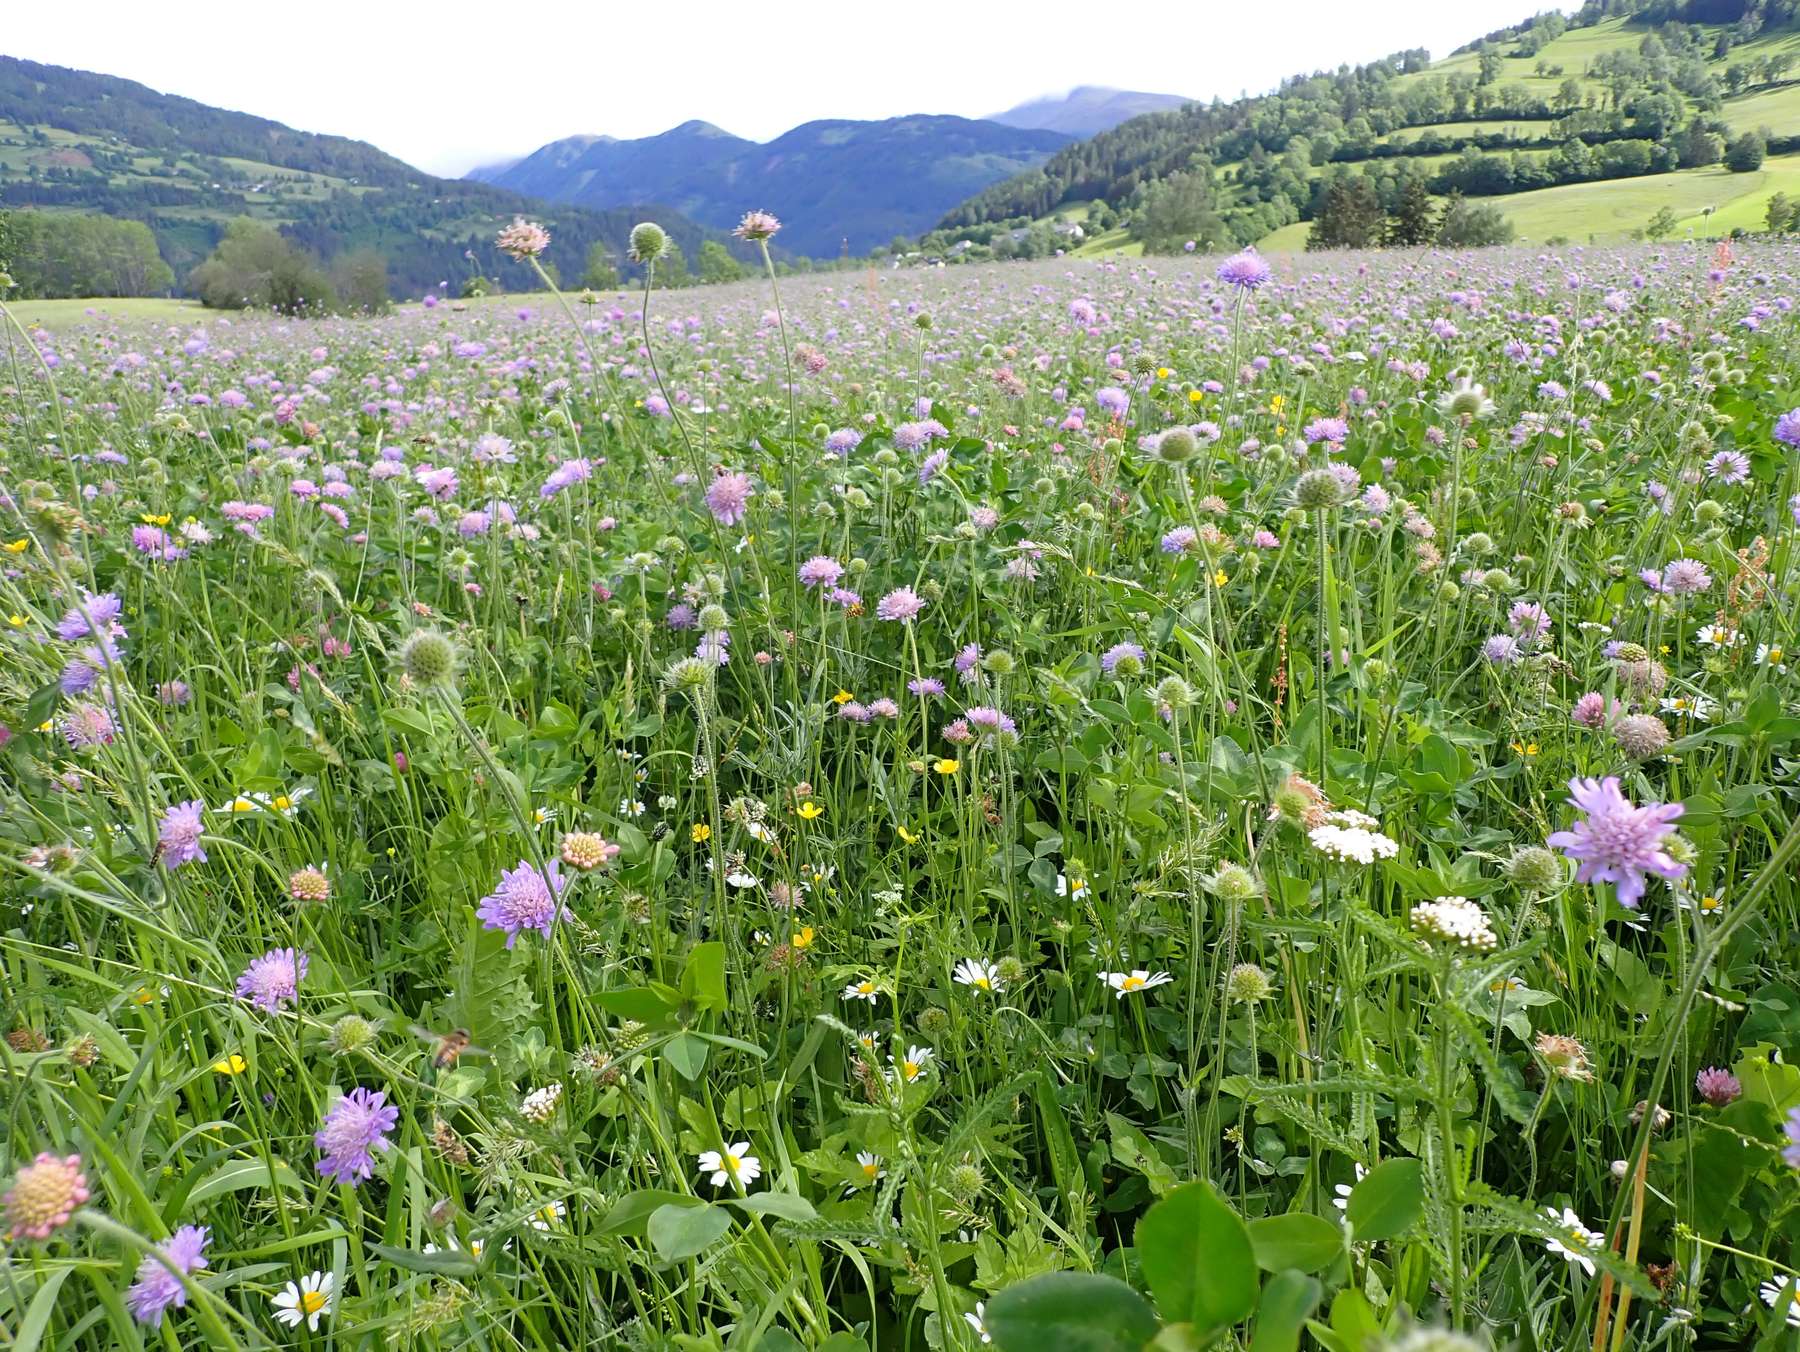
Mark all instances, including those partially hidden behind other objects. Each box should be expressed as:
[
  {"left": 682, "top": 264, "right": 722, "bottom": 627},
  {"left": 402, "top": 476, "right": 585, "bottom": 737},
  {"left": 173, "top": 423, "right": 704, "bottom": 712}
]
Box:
[{"left": 1307, "top": 180, "right": 1515, "bottom": 249}]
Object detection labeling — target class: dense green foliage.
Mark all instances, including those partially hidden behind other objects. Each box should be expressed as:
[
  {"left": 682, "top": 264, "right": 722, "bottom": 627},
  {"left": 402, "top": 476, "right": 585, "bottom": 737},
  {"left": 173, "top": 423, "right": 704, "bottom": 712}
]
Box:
[{"left": 0, "top": 208, "right": 173, "bottom": 297}]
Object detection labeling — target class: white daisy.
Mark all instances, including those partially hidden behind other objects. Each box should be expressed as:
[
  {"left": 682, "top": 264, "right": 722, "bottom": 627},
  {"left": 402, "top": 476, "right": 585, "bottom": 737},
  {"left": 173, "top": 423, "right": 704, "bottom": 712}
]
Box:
[
  {"left": 953, "top": 958, "right": 1003, "bottom": 993},
  {"left": 1056, "top": 872, "right": 1089, "bottom": 900},
  {"left": 1098, "top": 969, "right": 1175, "bottom": 998},
  {"left": 841, "top": 977, "right": 883, "bottom": 1003},
  {"left": 527, "top": 1199, "right": 567, "bottom": 1230},
  {"left": 888, "top": 1045, "right": 934, "bottom": 1083},
  {"left": 964, "top": 1301, "right": 992, "bottom": 1344},
  {"left": 271, "top": 1270, "right": 335, "bottom": 1331},
  {"left": 1760, "top": 1278, "right": 1800, "bottom": 1327},
  {"left": 1544, "top": 1206, "right": 1600, "bottom": 1277},
  {"left": 618, "top": 798, "right": 646, "bottom": 817},
  {"left": 697, "top": 1141, "right": 762, "bottom": 1189},
  {"left": 1755, "top": 643, "right": 1788, "bottom": 672}
]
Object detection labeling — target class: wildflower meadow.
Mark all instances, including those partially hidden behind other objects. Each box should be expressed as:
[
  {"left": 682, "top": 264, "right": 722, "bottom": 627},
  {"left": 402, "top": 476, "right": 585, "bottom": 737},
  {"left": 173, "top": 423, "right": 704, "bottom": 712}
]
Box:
[{"left": 5, "top": 218, "right": 1800, "bottom": 1351}]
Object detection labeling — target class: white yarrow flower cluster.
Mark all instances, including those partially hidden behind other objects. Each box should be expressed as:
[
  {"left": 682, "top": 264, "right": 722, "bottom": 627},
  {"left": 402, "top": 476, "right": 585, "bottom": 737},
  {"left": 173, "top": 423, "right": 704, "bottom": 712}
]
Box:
[
  {"left": 520, "top": 1082, "right": 563, "bottom": 1124},
  {"left": 1308, "top": 810, "right": 1400, "bottom": 865},
  {"left": 1409, "top": 896, "right": 1498, "bottom": 952}
]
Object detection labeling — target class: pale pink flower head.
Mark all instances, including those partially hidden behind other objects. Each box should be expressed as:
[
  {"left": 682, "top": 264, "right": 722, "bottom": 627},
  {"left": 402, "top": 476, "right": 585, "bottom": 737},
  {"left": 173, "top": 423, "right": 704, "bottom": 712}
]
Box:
[
  {"left": 1546, "top": 776, "right": 1686, "bottom": 908},
  {"left": 705, "top": 472, "right": 754, "bottom": 527},
  {"left": 4, "top": 1152, "right": 91, "bottom": 1241},
  {"left": 496, "top": 217, "right": 551, "bottom": 260},
  {"left": 875, "top": 587, "right": 925, "bottom": 623},
  {"left": 733, "top": 210, "right": 782, "bottom": 241}
]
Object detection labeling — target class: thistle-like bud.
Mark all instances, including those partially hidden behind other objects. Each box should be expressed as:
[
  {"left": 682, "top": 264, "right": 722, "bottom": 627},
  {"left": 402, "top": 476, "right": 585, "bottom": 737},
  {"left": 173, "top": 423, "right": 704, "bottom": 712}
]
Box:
[
  {"left": 1294, "top": 468, "right": 1346, "bottom": 510},
  {"left": 399, "top": 630, "right": 458, "bottom": 689},
  {"left": 1156, "top": 427, "right": 1199, "bottom": 463},
  {"left": 628, "top": 222, "right": 668, "bottom": 263}
]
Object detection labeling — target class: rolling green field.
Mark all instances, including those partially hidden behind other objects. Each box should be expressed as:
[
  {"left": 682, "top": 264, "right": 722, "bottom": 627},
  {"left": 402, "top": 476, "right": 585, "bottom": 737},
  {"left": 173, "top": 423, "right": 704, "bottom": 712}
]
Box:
[{"left": 2, "top": 295, "right": 211, "bottom": 329}]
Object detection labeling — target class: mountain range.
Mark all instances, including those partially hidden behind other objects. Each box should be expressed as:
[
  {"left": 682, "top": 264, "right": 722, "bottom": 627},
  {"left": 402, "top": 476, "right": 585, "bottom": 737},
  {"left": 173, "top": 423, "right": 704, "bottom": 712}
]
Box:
[
  {"left": 990, "top": 86, "right": 1193, "bottom": 137},
  {"left": 468, "top": 116, "right": 1075, "bottom": 257}
]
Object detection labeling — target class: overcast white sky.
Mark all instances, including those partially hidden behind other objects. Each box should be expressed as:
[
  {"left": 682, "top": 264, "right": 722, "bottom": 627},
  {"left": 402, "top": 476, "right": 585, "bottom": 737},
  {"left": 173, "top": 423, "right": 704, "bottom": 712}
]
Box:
[{"left": 8, "top": 0, "right": 1557, "bottom": 176}]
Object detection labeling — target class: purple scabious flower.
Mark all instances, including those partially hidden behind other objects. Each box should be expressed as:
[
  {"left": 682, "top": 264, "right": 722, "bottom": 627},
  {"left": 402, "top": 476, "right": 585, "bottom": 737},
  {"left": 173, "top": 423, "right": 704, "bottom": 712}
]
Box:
[
  {"left": 56, "top": 591, "right": 122, "bottom": 642},
  {"left": 314, "top": 1087, "right": 400, "bottom": 1186},
  {"left": 60, "top": 702, "right": 115, "bottom": 749},
  {"left": 869, "top": 697, "right": 901, "bottom": 718},
  {"left": 826, "top": 586, "right": 861, "bottom": 611},
  {"left": 909, "top": 677, "right": 945, "bottom": 697},
  {"left": 157, "top": 801, "right": 207, "bottom": 869},
  {"left": 1660, "top": 559, "right": 1711, "bottom": 595},
  {"left": 1481, "top": 634, "right": 1522, "bottom": 664},
  {"left": 1508, "top": 601, "right": 1552, "bottom": 644},
  {"left": 875, "top": 587, "right": 925, "bottom": 622},
  {"left": 665, "top": 603, "right": 698, "bottom": 631},
  {"left": 1095, "top": 387, "right": 1129, "bottom": 417},
  {"left": 539, "top": 457, "right": 592, "bottom": 499},
  {"left": 1160, "top": 526, "right": 1198, "bottom": 554},
  {"left": 1216, "top": 248, "right": 1272, "bottom": 290},
  {"left": 477, "top": 859, "right": 569, "bottom": 947},
  {"left": 125, "top": 1225, "right": 209, "bottom": 1326},
  {"left": 1571, "top": 692, "right": 1614, "bottom": 728},
  {"left": 1546, "top": 776, "right": 1686, "bottom": 909},
  {"left": 798, "top": 556, "right": 844, "bottom": 589},
  {"left": 892, "top": 420, "right": 947, "bottom": 453},
  {"left": 704, "top": 472, "right": 754, "bottom": 526},
  {"left": 1696, "top": 1066, "right": 1741, "bottom": 1107},
  {"left": 1302, "top": 416, "right": 1348, "bottom": 446},
  {"left": 1100, "top": 641, "right": 1146, "bottom": 675},
  {"left": 236, "top": 947, "right": 307, "bottom": 1012},
  {"left": 824, "top": 428, "right": 863, "bottom": 456},
  {"left": 1774, "top": 408, "right": 1800, "bottom": 448},
  {"left": 158, "top": 680, "right": 191, "bottom": 707},
  {"left": 1705, "top": 449, "right": 1751, "bottom": 484},
  {"left": 919, "top": 449, "right": 949, "bottom": 484},
  {"left": 964, "top": 706, "right": 1016, "bottom": 735},
  {"left": 837, "top": 701, "right": 871, "bottom": 722},
  {"left": 953, "top": 642, "right": 982, "bottom": 680},
  {"left": 1786, "top": 1107, "right": 1800, "bottom": 1169}
]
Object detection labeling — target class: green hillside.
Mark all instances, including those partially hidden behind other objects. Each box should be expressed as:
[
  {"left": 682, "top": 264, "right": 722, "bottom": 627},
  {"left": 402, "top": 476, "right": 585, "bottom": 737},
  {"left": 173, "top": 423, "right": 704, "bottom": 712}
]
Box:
[
  {"left": 0, "top": 56, "right": 723, "bottom": 297},
  {"left": 933, "top": 0, "right": 1800, "bottom": 260}
]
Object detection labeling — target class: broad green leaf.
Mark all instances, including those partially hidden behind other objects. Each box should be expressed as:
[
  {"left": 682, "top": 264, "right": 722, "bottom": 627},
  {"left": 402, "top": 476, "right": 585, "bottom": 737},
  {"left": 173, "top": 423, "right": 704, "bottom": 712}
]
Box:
[
  {"left": 683, "top": 940, "right": 727, "bottom": 1013},
  {"left": 1247, "top": 1213, "right": 1343, "bottom": 1273},
  {"left": 1346, "top": 1158, "right": 1425, "bottom": 1243},
  {"left": 730, "top": 1192, "right": 819, "bottom": 1222},
  {"left": 1249, "top": 1271, "right": 1321, "bottom": 1352},
  {"left": 592, "top": 986, "right": 675, "bottom": 1022},
  {"left": 647, "top": 1201, "right": 733, "bottom": 1261},
  {"left": 1135, "top": 1181, "right": 1258, "bottom": 1332},
  {"left": 986, "top": 1271, "right": 1160, "bottom": 1352},
  {"left": 600, "top": 1190, "right": 699, "bottom": 1236},
  {"left": 665, "top": 1031, "right": 710, "bottom": 1080}
]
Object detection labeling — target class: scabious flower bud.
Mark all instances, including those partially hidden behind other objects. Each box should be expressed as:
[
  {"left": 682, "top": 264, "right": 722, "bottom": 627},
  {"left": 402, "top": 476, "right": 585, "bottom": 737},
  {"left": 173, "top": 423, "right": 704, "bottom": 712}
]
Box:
[
  {"left": 913, "top": 312, "right": 932, "bottom": 330},
  {"left": 1156, "top": 427, "right": 1199, "bottom": 463},
  {"left": 628, "top": 222, "right": 667, "bottom": 262},
  {"left": 328, "top": 1014, "right": 378, "bottom": 1057},
  {"left": 1295, "top": 468, "right": 1346, "bottom": 510},
  {"left": 665, "top": 657, "right": 713, "bottom": 692},
  {"left": 1503, "top": 846, "right": 1562, "bottom": 893},
  {"left": 946, "top": 1161, "right": 985, "bottom": 1199},
  {"left": 916, "top": 1006, "right": 951, "bottom": 1038},
  {"left": 981, "top": 649, "right": 1016, "bottom": 677},
  {"left": 1613, "top": 713, "right": 1669, "bottom": 761},
  {"left": 288, "top": 865, "right": 331, "bottom": 902},
  {"left": 1694, "top": 498, "right": 1725, "bottom": 524},
  {"left": 1154, "top": 675, "right": 1194, "bottom": 711},
  {"left": 995, "top": 955, "right": 1027, "bottom": 987},
  {"left": 1226, "top": 963, "right": 1273, "bottom": 1003},
  {"left": 1205, "top": 863, "right": 1262, "bottom": 904},
  {"left": 399, "top": 630, "right": 458, "bottom": 688},
  {"left": 1463, "top": 531, "right": 1495, "bottom": 556},
  {"left": 695, "top": 604, "right": 730, "bottom": 632}
]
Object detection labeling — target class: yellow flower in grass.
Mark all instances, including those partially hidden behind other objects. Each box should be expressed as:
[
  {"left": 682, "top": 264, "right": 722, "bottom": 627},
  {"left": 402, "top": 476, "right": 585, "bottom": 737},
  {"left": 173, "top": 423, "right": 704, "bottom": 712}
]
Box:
[
  {"left": 3, "top": 539, "right": 29, "bottom": 554},
  {"left": 792, "top": 926, "right": 816, "bottom": 951},
  {"left": 831, "top": 689, "right": 855, "bottom": 705},
  {"left": 897, "top": 825, "right": 919, "bottom": 845},
  {"left": 139, "top": 513, "right": 171, "bottom": 527},
  {"left": 212, "top": 1053, "right": 248, "bottom": 1075},
  {"left": 691, "top": 823, "right": 712, "bottom": 843},
  {"left": 797, "top": 801, "right": 823, "bottom": 821},
  {"left": 933, "top": 759, "right": 959, "bottom": 775}
]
